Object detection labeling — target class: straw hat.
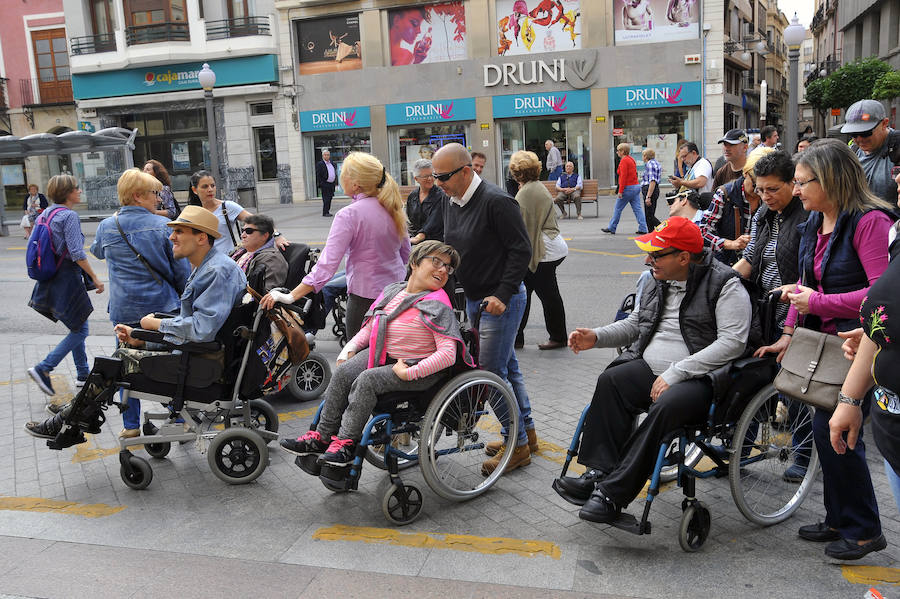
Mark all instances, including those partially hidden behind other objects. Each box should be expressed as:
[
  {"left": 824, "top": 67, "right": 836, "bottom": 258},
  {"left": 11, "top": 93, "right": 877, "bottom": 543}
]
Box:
[{"left": 166, "top": 205, "right": 221, "bottom": 239}]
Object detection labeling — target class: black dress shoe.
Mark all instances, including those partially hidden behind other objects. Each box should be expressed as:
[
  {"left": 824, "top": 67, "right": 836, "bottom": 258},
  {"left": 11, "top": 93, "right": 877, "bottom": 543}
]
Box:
[
  {"left": 825, "top": 534, "right": 887, "bottom": 560},
  {"left": 601, "top": 228, "right": 615, "bottom": 234},
  {"left": 579, "top": 489, "right": 620, "bottom": 523},
  {"left": 798, "top": 522, "right": 841, "bottom": 542},
  {"left": 635, "top": 230, "right": 649, "bottom": 235},
  {"left": 554, "top": 469, "right": 605, "bottom": 504},
  {"left": 538, "top": 340, "right": 566, "bottom": 350}
]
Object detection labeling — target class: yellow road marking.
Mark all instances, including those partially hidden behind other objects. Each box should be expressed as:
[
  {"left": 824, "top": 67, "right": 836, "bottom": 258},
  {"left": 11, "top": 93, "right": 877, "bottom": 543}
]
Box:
[
  {"left": 0, "top": 495, "right": 124, "bottom": 517},
  {"left": 0, "top": 378, "right": 27, "bottom": 386},
  {"left": 313, "top": 525, "right": 561, "bottom": 559},
  {"left": 842, "top": 565, "right": 900, "bottom": 586},
  {"left": 568, "top": 248, "right": 644, "bottom": 258},
  {"left": 71, "top": 433, "right": 128, "bottom": 463},
  {"left": 278, "top": 406, "right": 319, "bottom": 422},
  {"left": 620, "top": 271, "right": 644, "bottom": 275}
]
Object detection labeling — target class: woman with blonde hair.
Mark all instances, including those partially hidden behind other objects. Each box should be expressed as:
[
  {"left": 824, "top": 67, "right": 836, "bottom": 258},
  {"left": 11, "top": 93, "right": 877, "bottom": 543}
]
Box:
[
  {"left": 26, "top": 175, "right": 105, "bottom": 398},
  {"left": 756, "top": 139, "right": 896, "bottom": 561},
  {"left": 86, "top": 168, "right": 190, "bottom": 437},
  {"left": 261, "top": 152, "right": 411, "bottom": 338},
  {"left": 509, "top": 150, "right": 568, "bottom": 350}
]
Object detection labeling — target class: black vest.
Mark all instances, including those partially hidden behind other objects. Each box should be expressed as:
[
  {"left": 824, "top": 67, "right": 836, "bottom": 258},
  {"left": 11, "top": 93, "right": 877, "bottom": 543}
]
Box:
[
  {"left": 749, "top": 196, "right": 808, "bottom": 291},
  {"left": 558, "top": 173, "right": 579, "bottom": 189},
  {"left": 621, "top": 252, "right": 740, "bottom": 362},
  {"left": 712, "top": 177, "right": 750, "bottom": 265}
]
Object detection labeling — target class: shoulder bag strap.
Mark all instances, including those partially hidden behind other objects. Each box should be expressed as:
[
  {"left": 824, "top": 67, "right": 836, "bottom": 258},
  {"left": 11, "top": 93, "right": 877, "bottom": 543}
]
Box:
[
  {"left": 220, "top": 201, "right": 239, "bottom": 246},
  {"left": 733, "top": 204, "right": 741, "bottom": 240},
  {"left": 114, "top": 211, "right": 179, "bottom": 292}
]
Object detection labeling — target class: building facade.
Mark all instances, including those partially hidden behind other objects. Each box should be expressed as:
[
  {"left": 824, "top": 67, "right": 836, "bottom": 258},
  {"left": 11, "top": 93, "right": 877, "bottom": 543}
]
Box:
[
  {"left": 278, "top": 0, "right": 711, "bottom": 200},
  {"left": 64, "top": 0, "right": 289, "bottom": 208},
  {"left": 720, "top": 0, "right": 770, "bottom": 132},
  {"left": 0, "top": 0, "right": 78, "bottom": 200},
  {"left": 807, "top": 0, "right": 842, "bottom": 136}
]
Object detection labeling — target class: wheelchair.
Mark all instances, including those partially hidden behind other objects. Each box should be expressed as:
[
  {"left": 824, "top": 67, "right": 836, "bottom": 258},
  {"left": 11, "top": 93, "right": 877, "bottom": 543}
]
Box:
[
  {"left": 295, "top": 306, "right": 520, "bottom": 525},
  {"left": 47, "top": 295, "right": 287, "bottom": 490}
]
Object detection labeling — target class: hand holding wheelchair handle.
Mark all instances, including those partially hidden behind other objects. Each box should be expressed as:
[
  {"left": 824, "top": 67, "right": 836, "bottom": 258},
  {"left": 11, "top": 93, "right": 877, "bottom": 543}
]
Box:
[{"left": 482, "top": 296, "right": 506, "bottom": 316}]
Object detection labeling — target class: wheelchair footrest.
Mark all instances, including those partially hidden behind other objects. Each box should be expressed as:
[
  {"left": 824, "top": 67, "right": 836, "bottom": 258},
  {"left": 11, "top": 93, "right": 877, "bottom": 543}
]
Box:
[
  {"left": 295, "top": 454, "right": 322, "bottom": 476},
  {"left": 610, "top": 512, "right": 650, "bottom": 536},
  {"left": 319, "top": 463, "right": 356, "bottom": 492}
]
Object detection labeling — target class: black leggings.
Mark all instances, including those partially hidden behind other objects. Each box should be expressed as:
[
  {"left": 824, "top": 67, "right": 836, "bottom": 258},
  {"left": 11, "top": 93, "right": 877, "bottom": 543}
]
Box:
[{"left": 345, "top": 293, "right": 376, "bottom": 340}]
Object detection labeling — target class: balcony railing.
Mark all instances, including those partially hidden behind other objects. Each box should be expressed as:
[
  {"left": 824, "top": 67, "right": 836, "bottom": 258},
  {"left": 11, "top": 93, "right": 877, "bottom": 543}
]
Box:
[
  {"left": 20, "top": 77, "right": 74, "bottom": 106},
  {"left": 71, "top": 33, "right": 117, "bottom": 55},
  {"left": 0, "top": 77, "right": 8, "bottom": 111},
  {"left": 126, "top": 22, "right": 189, "bottom": 45},
  {"left": 206, "top": 16, "right": 270, "bottom": 40}
]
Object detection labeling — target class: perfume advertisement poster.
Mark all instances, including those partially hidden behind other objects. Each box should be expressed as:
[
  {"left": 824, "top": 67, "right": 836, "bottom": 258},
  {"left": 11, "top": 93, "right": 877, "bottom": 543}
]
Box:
[
  {"left": 496, "top": 0, "right": 581, "bottom": 56},
  {"left": 388, "top": 2, "right": 467, "bottom": 66},
  {"left": 297, "top": 15, "right": 362, "bottom": 75},
  {"left": 613, "top": 0, "right": 700, "bottom": 46}
]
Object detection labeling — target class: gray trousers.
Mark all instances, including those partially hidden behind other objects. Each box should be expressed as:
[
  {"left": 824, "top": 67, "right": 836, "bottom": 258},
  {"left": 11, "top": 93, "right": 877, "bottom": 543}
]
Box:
[{"left": 316, "top": 350, "right": 447, "bottom": 441}]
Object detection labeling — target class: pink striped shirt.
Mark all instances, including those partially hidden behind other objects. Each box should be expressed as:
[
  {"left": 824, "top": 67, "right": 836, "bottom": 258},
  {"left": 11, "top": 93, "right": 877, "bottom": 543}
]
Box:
[{"left": 349, "top": 289, "right": 456, "bottom": 380}]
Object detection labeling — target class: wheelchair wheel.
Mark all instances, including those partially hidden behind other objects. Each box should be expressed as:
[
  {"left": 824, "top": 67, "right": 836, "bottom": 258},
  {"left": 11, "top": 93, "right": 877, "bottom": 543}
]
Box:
[
  {"left": 208, "top": 428, "right": 268, "bottom": 485},
  {"left": 364, "top": 425, "right": 418, "bottom": 471},
  {"left": 377, "top": 477, "right": 423, "bottom": 525},
  {"left": 286, "top": 351, "right": 332, "bottom": 402},
  {"left": 636, "top": 414, "right": 703, "bottom": 482},
  {"left": 419, "top": 370, "right": 519, "bottom": 501},
  {"left": 145, "top": 441, "right": 171, "bottom": 459},
  {"left": 679, "top": 501, "right": 711, "bottom": 552},
  {"left": 120, "top": 455, "right": 153, "bottom": 490},
  {"left": 729, "top": 384, "right": 818, "bottom": 526},
  {"left": 228, "top": 399, "right": 279, "bottom": 444}
]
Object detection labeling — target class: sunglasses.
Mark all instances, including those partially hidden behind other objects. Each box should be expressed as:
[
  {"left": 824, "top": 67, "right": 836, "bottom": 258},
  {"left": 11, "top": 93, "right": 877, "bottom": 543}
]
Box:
[
  {"left": 432, "top": 164, "right": 470, "bottom": 182},
  {"left": 852, "top": 129, "right": 874, "bottom": 139},
  {"left": 241, "top": 227, "right": 260, "bottom": 235}
]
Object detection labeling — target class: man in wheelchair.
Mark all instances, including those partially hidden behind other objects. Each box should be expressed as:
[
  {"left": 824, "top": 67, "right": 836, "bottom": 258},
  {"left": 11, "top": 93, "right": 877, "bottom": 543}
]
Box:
[
  {"left": 24, "top": 206, "right": 247, "bottom": 447},
  {"left": 555, "top": 217, "right": 752, "bottom": 523}
]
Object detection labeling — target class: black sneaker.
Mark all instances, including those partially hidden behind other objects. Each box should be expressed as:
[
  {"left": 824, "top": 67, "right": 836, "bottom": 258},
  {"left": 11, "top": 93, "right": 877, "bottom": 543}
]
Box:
[
  {"left": 601, "top": 228, "right": 616, "bottom": 234},
  {"left": 317, "top": 436, "right": 356, "bottom": 465},
  {"left": 28, "top": 367, "right": 55, "bottom": 396},
  {"left": 45, "top": 402, "right": 68, "bottom": 417},
  {"left": 24, "top": 414, "right": 65, "bottom": 439},
  {"left": 553, "top": 469, "right": 606, "bottom": 504},
  {"left": 579, "top": 489, "right": 621, "bottom": 524},
  {"left": 280, "top": 430, "right": 329, "bottom": 457}
]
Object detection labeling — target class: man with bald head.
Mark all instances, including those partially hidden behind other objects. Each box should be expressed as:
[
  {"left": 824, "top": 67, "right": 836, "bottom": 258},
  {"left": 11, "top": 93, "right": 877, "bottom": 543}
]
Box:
[{"left": 432, "top": 142, "right": 535, "bottom": 476}]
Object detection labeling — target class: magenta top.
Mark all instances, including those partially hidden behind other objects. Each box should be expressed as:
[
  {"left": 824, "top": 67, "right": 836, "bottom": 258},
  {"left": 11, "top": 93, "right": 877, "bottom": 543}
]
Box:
[
  {"left": 302, "top": 194, "right": 411, "bottom": 299},
  {"left": 785, "top": 210, "right": 893, "bottom": 334}
]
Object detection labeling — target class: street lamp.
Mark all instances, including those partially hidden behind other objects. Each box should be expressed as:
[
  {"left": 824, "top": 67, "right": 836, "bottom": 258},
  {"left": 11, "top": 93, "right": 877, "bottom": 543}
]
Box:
[
  {"left": 198, "top": 63, "right": 220, "bottom": 197},
  {"left": 760, "top": 78, "right": 767, "bottom": 129},
  {"left": 784, "top": 13, "right": 807, "bottom": 152}
]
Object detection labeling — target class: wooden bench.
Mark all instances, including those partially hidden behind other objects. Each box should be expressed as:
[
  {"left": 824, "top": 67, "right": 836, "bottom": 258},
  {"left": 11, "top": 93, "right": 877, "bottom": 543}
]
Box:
[
  {"left": 399, "top": 185, "right": 417, "bottom": 200},
  {"left": 541, "top": 179, "right": 608, "bottom": 218}
]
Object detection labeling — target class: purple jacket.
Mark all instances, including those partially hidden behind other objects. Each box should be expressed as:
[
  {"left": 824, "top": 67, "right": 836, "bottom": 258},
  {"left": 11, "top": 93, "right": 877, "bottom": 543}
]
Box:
[{"left": 302, "top": 194, "right": 411, "bottom": 299}]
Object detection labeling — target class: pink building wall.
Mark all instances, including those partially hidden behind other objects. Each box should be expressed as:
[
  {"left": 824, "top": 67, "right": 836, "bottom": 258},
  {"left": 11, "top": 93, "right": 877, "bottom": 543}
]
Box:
[{"left": 0, "top": 0, "right": 66, "bottom": 110}]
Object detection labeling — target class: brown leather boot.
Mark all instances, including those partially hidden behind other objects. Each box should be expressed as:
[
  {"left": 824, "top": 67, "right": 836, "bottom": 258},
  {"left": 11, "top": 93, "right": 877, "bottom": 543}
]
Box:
[
  {"left": 481, "top": 443, "right": 530, "bottom": 476},
  {"left": 485, "top": 429, "right": 539, "bottom": 456}
]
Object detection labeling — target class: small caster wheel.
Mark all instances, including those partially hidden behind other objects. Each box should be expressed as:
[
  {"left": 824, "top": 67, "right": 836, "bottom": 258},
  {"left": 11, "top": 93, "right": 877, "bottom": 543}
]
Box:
[
  {"left": 145, "top": 441, "right": 171, "bottom": 459},
  {"left": 120, "top": 455, "right": 153, "bottom": 490},
  {"left": 678, "top": 501, "right": 711, "bottom": 552},
  {"left": 379, "top": 478, "right": 423, "bottom": 525}
]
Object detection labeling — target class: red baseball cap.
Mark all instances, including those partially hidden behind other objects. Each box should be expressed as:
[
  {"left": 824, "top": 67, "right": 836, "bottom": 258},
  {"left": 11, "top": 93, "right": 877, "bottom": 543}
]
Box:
[{"left": 634, "top": 217, "right": 704, "bottom": 254}]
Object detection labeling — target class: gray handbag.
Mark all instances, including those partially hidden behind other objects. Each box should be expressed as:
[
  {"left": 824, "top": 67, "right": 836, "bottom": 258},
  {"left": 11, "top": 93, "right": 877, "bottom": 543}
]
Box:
[{"left": 773, "top": 326, "right": 850, "bottom": 411}]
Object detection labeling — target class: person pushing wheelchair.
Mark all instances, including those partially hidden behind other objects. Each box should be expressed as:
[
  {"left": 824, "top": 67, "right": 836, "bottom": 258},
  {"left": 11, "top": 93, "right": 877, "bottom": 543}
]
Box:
[{"left": 555, "top": 217, "right": 752, "bottom": 523}]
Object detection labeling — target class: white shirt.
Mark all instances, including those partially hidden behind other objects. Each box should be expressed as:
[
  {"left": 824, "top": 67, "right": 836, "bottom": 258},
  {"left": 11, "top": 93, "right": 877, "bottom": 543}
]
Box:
[
  {"left": 449, "top": 173, "right": 482, "bottom": 208},
  {"left": 687, "top": 157, "right": 714, "bottom": 194}
]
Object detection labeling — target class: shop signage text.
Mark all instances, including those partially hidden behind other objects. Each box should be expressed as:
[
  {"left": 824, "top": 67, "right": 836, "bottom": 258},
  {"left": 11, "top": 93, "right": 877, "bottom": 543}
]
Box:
[
  {"left": 607, "top": 81, "right": 702, "bottom": 111},
  {"left": 483, "top": 52, "right": 598, "bottom": 90},
  {"left": 71, "top": 55, "right": 278, "bottom": 101},
  {"left": 492, "top": 89, "right": 591, "bottom": 119},
  {"left": 385, "top": 98, "right": 476, "bottom": 126},
  {"left": 299, "top": 106, "right": 371, "bottom": 132}
]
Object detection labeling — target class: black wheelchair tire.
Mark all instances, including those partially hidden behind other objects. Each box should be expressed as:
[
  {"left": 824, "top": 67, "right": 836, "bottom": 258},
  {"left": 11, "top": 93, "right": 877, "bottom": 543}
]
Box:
[
  {"left": 145, "top": 442, "right": 171, "bottom": 459},
  {"left": 207, "top": 428, "right": 268, "bottom": 485},
  {"left": 286, "top": 352, "right": 332, "bottom": 401},
  {"left": 120, "top": 455, "right": 153, "bottom": 490},
  {"left": 678, "top": 502, "right": 711, "bottom": 552}
]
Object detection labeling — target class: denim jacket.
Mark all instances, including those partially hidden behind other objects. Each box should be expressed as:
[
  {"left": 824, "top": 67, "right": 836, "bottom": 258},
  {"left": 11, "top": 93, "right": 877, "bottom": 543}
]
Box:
[
  {"left": 158, "top": 247, "right": 247, "bottom": 344},
  {"left": 91, "top": 206, "right": 191, "bottom": 324}
]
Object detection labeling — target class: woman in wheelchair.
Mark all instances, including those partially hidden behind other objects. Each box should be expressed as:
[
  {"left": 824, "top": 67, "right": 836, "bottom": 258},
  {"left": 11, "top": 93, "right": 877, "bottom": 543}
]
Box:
[{"left": 278, "top": 240, "right": 472, "bottom": 469}]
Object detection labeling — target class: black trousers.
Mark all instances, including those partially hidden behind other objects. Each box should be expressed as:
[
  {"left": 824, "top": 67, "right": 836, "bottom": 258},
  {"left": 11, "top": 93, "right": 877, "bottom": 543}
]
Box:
[
  {"left": 345, "top": 293, "right": 375, "bottom": 340},
  {"left": 579, "top": 359, "right": 713, "bottom": 506},
  {"left": 516, "top": 257, "right": 567, "bottom": 344},
  {"left": 321, "top": 182, "right": 335, "bottom": 215},
  {"left": 642, "top": 184, "right": 660, "bottom": 230}
]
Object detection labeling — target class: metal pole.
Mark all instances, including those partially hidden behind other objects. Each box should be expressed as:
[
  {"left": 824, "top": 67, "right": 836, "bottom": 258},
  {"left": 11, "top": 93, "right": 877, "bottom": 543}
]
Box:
[
  {"left": 786, "top": 46, "right": 800, "bottom": 155},
  {"left": 204, "top": 89, "right": 220, "bottom": 198}
]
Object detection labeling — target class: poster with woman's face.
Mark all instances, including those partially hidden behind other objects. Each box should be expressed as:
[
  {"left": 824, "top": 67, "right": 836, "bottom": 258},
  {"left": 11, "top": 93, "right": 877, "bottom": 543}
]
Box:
[
  {"left": 496, "top": 0, "right": 581, "bottom": 56},
  {"left": 388, "top": 2, "right": 467, "bottom": 66},
  {"left": 613, "top": 0, "right": 700, "bottom": 45},
  {"left": 297, "top": 14, "right": 362, "bottom": 75}
]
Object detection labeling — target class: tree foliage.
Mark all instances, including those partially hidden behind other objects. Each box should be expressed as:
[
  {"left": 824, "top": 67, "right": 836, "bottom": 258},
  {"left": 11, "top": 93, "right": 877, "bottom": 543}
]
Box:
[
  {"left": 873, "top": 71, "right": 900, "bottom": 101},
  {"left": 804, "top": 58, "right": 893, "bottom": 110}
]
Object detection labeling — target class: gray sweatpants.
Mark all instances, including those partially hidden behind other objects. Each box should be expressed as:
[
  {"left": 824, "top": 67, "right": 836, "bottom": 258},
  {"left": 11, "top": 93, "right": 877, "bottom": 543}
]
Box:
[{"left": 316, "top": 350, "right": 447, "bottom": 441}]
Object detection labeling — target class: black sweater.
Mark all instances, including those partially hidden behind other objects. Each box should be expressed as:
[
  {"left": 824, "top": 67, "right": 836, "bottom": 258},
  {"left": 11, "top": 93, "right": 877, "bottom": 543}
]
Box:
[{"left": 443, "top": 180, "right": 531, "bottom": 305}]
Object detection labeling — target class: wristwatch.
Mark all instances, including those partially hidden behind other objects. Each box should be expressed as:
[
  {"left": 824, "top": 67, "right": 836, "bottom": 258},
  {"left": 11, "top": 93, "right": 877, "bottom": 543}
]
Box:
[
  {"left": 837, "top": 391, "right": 863, "bottom": 407},
  {"left": 273, "top": 231, "right": 282, "bottom": 238}
]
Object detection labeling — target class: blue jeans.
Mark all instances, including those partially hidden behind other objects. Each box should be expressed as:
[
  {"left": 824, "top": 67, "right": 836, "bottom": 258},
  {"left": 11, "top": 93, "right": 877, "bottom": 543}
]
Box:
[
  {"left": 885, "top": 459, "right": 900, "bottom": 515},
  {"left": 37, "top": 320, "right": 89, "bottom": 379},
  {"left": 547, "top": 166, "right": 562, "bottom": 181},
  {"left": 116, "top": 339, "right": 141, "bottom": 430},
  {"left": 607, "top": 184, "right": 648, "bottom": 233},
  {"left": 466, "top": 284, "right": 532, "bottom": 447}
]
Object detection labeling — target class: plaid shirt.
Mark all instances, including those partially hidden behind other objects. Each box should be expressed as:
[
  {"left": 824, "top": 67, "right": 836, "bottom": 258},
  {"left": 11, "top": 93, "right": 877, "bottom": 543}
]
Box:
[
  {"left": 698, "top": 186, "right": 753, "bottom": 251},
  {"left": 641, "top": 159, "right": 661, "bottom": 186}
]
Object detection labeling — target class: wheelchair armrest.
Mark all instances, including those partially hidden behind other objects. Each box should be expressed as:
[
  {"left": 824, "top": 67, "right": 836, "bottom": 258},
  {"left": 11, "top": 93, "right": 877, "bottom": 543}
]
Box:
[
  {"left": 153, "top": 312, "right": 177, "bottom": 319},
  {"left": 130, "top": 329, "right": 221, "bottom": 353},
  {"left": 732, "top": 355, "right": 774, "bottom": 370},
  {"left": 130, "top": 329, "right": 165, "bottom": 344}
]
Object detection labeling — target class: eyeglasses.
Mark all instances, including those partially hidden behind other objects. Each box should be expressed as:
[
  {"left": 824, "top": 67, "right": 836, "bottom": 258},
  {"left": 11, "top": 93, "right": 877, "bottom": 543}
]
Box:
[
  {"left": 433, "top": 164, "right": 470, "bottom": 182},
  {"left": 851, "top": 129, "right": 874, "bottom": 139},
  {"left": 754, "top": 183, "right": 787, "bottom": 197},
  {"left": 146, "top": 190, "right": 160, "bottom": 197},
  {"left": 423, "top": 255, "right": 455, "bottom": 275},
  {"left": 415, "top": 173, "right": 434, "bottom": 180},
  {"left": 241, "top": 227, "right": 260, "bottom": 235},
  {"left": 647, "top": 249, "right": 682, "bottom": 263},
  {"left": 792, "top": 177, "right": 818, "bottom": 188}
]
